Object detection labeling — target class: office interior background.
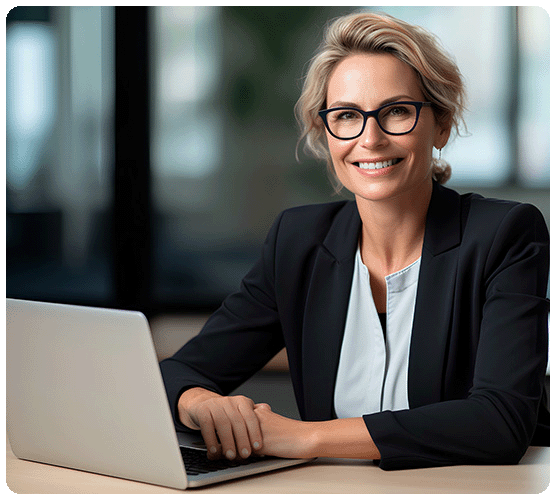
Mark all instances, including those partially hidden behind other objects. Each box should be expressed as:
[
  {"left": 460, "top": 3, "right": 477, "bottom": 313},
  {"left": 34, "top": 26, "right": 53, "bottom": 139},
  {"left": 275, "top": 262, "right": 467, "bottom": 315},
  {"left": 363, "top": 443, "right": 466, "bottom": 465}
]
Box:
[{"left": 6, "top": 6, "right": 549, "bottom": 416}]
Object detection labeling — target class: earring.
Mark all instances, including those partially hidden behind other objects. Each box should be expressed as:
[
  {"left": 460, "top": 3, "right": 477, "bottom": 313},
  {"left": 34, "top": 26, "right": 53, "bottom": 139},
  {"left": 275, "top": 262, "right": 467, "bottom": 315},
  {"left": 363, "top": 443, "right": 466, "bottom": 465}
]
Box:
[{"left": 438, "top": 148, "right": 442, "bottom": 161}]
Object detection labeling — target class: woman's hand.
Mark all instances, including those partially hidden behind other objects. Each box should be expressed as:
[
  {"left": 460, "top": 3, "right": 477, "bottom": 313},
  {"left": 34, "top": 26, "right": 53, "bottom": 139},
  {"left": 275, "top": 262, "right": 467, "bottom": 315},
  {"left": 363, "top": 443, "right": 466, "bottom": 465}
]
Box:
[{"left": 178, "top": 388, "right": 263, "bottom": 460}]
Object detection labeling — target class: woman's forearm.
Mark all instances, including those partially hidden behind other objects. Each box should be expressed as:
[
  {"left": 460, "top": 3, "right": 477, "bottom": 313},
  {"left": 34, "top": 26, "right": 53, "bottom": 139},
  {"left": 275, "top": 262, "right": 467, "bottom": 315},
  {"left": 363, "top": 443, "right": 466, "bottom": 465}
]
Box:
[
  {"left": 310, "top": 417, "right": 381, "bottom": 459},
  {"left": 254, "top": 405, "right": 380, "bottom": 460}
]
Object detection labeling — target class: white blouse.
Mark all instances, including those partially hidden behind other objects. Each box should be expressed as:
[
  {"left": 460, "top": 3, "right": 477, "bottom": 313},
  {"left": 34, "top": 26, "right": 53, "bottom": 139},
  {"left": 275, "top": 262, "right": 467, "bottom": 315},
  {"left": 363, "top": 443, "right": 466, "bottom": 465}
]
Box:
[{"left": 334, "top": 245, "right": 421, "bottom": 418}]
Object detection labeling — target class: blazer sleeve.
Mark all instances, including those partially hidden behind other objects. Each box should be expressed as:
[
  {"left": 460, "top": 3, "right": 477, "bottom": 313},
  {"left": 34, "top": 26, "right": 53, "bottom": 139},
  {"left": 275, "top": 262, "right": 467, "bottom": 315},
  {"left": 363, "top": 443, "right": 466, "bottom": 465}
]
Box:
[
  {"left": 159, "top": 212, "right": 286, "bottom": 431},
  {"left": 364, "top": 202, "right": 549, "bottom": 470}
]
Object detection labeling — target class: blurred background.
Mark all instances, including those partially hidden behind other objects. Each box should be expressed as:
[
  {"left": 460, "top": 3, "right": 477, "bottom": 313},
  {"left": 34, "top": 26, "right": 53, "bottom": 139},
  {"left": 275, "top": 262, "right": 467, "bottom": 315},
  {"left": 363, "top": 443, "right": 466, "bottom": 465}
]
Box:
[{"left": 6, "top": 6, "right": 549, "bottom": 415}]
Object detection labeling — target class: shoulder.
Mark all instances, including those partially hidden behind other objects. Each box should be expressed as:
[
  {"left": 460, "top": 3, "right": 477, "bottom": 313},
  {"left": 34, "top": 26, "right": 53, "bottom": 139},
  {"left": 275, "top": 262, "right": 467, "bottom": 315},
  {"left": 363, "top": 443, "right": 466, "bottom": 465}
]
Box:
[
  {"left": 460, "top": 190, "right": 548, "bottom": 240},
  {"left": 275, "top": 200, "right": 357, "bottom": 239},
  {"left": 428, "top": 182, "right": 548, "bottom": 257},
  {"left": 263, "top": 200, "right": 360, "bottom": 264},
  {"left": 279, "top": 199, "right": 355, "bottom": 220},
  {"left": 446, "top": 189, "right": 549, "bottom": 271}
]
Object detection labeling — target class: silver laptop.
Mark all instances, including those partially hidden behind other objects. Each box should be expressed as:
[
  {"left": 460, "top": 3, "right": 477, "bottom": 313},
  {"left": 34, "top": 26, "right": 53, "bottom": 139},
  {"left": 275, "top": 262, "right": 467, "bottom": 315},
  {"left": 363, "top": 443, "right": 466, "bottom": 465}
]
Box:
[{"left": 6, "top": 298, "right": 311, "bottom": 489}]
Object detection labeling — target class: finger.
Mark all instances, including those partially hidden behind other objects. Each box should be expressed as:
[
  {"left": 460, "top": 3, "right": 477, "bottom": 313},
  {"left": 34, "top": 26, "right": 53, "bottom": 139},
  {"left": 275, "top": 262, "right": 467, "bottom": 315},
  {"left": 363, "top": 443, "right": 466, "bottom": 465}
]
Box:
[
  {"left": 196, "top": 410, "right": 221, "bottom": 459},
  {"left": 211, "top": 405, "right": 238, "bottom": 460},
  {"left": 223, "top": 402, "right": 253, "bottom": 459},
  {"left": 239, "top": 402, "right": 264, "bottom": 453}
]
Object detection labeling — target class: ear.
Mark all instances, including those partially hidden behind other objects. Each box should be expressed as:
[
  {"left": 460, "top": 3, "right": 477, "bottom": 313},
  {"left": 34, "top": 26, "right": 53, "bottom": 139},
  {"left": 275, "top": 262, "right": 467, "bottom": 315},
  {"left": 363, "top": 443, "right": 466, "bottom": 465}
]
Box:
[{"left": 434, "top": 123, "right": 451, "bottom": 150}]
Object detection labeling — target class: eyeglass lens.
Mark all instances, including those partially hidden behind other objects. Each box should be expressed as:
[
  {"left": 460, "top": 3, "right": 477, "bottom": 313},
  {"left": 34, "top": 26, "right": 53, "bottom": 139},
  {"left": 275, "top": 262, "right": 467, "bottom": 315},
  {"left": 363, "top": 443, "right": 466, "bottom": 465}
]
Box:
[{"left": 326, "top": 103, "right": 419, "bottom": 138}]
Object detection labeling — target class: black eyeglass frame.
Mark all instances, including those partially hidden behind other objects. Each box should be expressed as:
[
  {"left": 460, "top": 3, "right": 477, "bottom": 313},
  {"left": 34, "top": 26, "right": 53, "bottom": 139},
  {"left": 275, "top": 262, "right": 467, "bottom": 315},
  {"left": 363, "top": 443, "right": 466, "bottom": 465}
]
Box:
[{"left": 318, "top": 101, "right": 433, "bottom": 140}]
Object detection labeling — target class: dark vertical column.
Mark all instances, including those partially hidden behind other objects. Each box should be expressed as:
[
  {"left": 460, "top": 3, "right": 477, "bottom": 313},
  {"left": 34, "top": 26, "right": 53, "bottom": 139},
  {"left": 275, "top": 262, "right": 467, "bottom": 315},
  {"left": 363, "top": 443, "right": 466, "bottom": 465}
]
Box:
[{"left": 113, "top": 7, "right": 152, "bottom": 313}]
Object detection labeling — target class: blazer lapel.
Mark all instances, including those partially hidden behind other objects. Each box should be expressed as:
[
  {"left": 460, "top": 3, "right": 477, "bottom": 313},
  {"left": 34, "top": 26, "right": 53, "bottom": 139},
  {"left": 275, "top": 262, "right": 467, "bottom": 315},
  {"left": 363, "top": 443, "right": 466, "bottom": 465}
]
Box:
[
  {"left": 408, "top": 182, "right": 462, "bottom": 408},
  {"left": 301, "top": 201, "right": 361, "bottom": 421}
]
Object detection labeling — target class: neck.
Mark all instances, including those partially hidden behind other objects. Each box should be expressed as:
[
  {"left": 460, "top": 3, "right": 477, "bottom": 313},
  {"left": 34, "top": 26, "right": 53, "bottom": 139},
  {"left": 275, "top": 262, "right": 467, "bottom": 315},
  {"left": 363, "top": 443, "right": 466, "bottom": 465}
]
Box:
[{"left": 355, "top": 179, "right": 432, "bottom": 275}]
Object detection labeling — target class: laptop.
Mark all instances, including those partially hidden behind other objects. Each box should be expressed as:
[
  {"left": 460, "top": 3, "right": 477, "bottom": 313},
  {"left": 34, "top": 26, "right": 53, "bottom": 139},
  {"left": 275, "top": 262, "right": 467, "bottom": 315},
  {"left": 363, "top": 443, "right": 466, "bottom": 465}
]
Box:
[{"left": 6, "top": 298, "right": 312, "bottom": 489}]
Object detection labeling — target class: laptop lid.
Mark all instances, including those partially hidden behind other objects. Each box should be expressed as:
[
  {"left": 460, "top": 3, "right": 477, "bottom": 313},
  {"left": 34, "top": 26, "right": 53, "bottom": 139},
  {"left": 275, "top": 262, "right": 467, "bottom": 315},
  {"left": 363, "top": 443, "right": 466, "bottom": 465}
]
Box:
[{"left": 6, "top": 298, "right": 189, "bottom": 490}]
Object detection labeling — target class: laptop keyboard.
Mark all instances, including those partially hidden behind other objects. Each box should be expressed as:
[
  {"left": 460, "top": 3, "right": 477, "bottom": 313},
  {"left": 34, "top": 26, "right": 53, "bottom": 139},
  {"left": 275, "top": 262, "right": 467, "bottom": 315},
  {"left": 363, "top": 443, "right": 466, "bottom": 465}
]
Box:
[{"left": 180, "top": 447, "right": 266, "bottom": 476}]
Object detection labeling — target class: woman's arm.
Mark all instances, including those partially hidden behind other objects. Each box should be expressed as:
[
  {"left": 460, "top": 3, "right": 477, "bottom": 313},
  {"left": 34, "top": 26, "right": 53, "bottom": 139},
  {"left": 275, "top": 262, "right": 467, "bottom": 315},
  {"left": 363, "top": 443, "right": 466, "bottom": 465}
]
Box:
[
  {"left": 179, "top": 389, "right": 381, "bottom": 462},
  {"left": 159, "top": 212, "right": 287, "bottom": 432},
  {"left": 253, "top": 404, "right": 381, "bottom": 460},
  {"left": 365, "top": 202, "right": 550, "bottom": 470}
]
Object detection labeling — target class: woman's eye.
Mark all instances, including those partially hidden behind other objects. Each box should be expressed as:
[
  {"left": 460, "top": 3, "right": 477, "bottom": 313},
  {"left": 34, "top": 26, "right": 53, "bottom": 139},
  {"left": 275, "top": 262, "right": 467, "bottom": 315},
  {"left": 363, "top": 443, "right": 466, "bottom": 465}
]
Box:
[
  {"left": 389, "top": 106, "right": 408, "bottom": 116},
  {"left": 335, "top": 111, "right": 359, "bottom": 121}
]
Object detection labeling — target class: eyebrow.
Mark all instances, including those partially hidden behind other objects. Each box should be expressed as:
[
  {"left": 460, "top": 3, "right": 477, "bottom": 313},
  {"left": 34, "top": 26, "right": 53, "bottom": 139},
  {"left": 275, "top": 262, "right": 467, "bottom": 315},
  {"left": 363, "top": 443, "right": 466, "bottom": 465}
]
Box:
[{"left": 327, "top": 94, "right": 417, "bottom": 109}]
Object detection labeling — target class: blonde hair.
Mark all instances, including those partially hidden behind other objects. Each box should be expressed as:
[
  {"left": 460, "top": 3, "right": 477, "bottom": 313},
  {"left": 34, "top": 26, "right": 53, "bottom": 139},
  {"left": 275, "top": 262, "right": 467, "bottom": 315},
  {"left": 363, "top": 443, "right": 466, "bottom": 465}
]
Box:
[{"left": 295, "top": 11, "right": 467, "bottom": 189}]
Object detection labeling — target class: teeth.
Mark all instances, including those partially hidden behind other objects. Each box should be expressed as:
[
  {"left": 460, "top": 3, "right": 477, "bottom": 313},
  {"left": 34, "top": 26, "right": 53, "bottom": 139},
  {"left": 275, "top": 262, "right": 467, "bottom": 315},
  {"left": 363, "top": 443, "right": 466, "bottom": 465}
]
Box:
[{"left": 357, "top": 159, "right": 399, "bottom": 170}]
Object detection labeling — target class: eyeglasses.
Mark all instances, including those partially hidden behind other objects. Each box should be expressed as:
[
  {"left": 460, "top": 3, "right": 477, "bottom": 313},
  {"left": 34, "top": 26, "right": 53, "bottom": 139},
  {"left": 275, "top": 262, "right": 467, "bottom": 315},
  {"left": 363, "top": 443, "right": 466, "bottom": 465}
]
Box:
[{"left": 319, "top": 101, "right": 432, "bottom": 140}]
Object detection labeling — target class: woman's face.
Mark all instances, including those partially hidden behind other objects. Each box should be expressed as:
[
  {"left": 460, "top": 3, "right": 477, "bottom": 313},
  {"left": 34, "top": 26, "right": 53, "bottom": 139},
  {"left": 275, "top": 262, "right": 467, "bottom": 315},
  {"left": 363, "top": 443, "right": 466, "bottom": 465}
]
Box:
[{"left": 324, "top": 52, "right": 449, "bottom": 203}]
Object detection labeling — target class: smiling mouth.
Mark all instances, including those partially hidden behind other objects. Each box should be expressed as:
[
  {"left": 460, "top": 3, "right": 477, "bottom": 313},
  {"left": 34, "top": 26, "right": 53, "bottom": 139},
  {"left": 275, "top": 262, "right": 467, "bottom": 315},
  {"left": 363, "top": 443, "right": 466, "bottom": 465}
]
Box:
[{"left": 355, "top": 158, "right": 402, "bottom": 170}]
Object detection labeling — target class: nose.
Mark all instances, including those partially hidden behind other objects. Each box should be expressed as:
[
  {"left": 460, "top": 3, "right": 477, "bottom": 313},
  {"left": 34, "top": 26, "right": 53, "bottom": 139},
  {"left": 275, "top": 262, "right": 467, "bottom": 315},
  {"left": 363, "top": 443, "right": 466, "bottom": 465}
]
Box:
[{"left": 359, "top": 116, "right": 388, "bottom": 149}]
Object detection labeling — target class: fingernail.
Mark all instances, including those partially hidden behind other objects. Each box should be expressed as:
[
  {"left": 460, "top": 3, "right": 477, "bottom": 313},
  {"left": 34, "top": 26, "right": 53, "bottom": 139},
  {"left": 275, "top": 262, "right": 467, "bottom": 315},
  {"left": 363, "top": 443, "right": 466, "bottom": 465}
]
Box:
[
  {"left": 253, "top": 441, "right": 260, "bottom": 449},
  {"left": 241, "top": 448, "right": 249, "bottom": 458},
  {"left": 210, "top": 446, "right": 217, "bottom": 454},
  {"left": 225, "top": 450, "right": 235, "bottom": 460}
]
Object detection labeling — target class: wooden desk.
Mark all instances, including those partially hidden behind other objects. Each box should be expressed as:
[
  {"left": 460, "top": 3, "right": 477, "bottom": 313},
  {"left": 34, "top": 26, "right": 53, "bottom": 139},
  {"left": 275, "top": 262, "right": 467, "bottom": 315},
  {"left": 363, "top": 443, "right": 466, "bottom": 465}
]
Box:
[{"left": 6, "top": 437, "right": 549, "bottom": 494}]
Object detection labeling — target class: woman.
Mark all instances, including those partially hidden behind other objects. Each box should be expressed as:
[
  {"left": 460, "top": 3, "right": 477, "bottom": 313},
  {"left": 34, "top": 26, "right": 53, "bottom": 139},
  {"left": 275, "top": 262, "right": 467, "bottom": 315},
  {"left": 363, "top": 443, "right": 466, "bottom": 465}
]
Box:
[{"left": 160, "top": 12, "right": 549, "bottom": 470}]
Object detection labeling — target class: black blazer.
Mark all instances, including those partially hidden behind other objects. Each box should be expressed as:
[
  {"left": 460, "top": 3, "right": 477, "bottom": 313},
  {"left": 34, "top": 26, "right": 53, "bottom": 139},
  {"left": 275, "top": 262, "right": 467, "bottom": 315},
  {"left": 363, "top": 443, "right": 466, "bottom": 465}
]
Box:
[{"left": 160, "top": 182, "right": 549, "bottom": 470}]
